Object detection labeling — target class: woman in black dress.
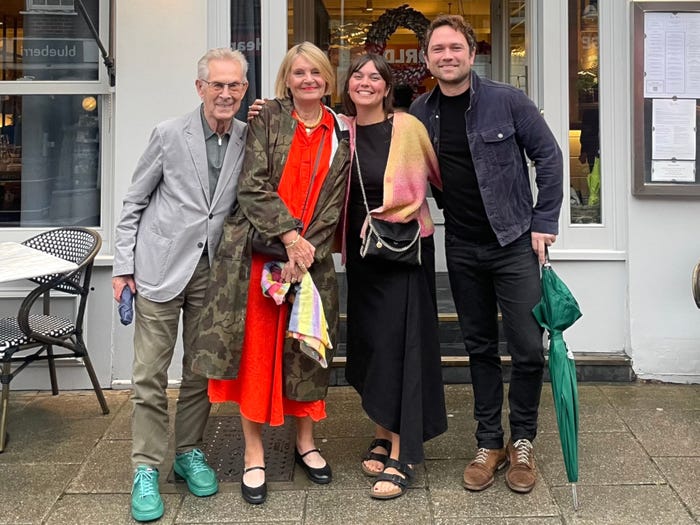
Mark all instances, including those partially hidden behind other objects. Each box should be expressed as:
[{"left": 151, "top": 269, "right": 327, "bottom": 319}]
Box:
[{"left": 340, "top": 54, "right": 447, "bottom": 500}]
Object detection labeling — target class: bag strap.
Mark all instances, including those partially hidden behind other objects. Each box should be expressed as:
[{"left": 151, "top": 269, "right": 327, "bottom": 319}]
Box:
[{"left": 353, "top": 145, "right": 372, "bottom": 218}]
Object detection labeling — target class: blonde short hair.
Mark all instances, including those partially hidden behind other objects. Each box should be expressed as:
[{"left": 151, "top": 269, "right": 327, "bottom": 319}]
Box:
[{"left": 274, "top": 42, "right": 334, "bottom": 99}]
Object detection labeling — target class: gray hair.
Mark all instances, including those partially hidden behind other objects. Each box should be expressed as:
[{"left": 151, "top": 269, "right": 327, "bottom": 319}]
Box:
[{"left": 197, "top": 48, "right": 249, "bottom": 80}]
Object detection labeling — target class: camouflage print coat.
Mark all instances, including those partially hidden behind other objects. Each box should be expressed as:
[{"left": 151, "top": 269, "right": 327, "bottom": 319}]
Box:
[{"left": 191, "top": 97, "right": 351, "bottom": 402}]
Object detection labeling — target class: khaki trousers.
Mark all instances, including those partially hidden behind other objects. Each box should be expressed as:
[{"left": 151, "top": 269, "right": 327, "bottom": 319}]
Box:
[{"left": 131, "top": 256, "right": 211, "bottom": 468}]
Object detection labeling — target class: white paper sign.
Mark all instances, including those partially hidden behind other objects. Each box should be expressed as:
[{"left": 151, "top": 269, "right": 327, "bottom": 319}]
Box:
[
  {"left": 644, "top": 12, "right": 700, "bottom": 98},
  {"left": 651, "top": 98, "right": 697, "bottom": 160},
  {"left": 650, "top": 160, "right": 696, "bottom": 182}
]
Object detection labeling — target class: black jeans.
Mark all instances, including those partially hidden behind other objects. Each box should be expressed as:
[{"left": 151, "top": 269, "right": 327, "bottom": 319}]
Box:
[{"left": 446, "top": 232, "right": 544, "bottom": 449}]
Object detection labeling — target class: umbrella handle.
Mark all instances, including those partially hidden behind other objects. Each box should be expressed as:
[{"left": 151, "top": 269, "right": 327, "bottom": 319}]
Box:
[{"left": 544, "top": 245, "right": 552, "bottom": 268}]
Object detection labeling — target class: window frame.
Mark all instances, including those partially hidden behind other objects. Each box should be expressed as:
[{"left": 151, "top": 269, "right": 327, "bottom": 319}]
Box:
[
  {"left": 540, "top": 0, "right": 627, "bottom": 259},
  {"left": 0, "top": 0, "right": 112, "bottom": 244}
]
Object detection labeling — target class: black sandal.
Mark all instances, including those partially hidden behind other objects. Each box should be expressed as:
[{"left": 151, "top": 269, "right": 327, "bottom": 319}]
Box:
[
  {"left": 370, "top": 458, "right": 414, "bottom": 500},
  {"left": 361, "top": 438, "right": 392, "bottom": 477}
]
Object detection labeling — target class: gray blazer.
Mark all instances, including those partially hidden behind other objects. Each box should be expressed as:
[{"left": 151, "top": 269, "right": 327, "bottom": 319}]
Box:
[{"left": 113, "top": 106, "right": 246, "bottom": 302}]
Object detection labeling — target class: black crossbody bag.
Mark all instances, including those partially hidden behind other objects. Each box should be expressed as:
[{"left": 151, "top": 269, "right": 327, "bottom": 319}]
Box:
[{"left": 355, "top": 147, "right": 421, "bottom": 266}]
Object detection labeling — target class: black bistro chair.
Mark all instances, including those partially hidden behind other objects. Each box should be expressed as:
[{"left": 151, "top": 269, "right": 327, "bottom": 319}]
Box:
[{"left": 0, "top": 227, "right": 109, "bottom": 452}]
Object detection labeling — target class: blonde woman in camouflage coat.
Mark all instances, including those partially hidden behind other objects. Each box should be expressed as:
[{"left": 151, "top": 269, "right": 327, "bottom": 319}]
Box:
[{"left": 191, "top": 42, "right": 351, "bottom": 505}]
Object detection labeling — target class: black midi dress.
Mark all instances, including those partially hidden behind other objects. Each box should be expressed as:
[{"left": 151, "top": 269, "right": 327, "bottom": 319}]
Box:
[{"left": 344, "top": 118, "right": 447, "bottom": 465}]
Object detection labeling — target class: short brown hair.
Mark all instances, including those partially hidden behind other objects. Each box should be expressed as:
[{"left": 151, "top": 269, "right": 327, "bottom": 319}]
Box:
[
  {"left": 341, "top": 53, "right": 395, "bottom": 117},
  {"left": 425, "top": 14, "right": 477, "bottom": 53},
  {"left": 274, "top": 42, "right": 334, "bottom": 99}
]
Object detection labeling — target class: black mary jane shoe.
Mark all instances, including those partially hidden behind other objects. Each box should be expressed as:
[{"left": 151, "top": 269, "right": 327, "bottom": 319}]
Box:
[
  {"left": 295, "top": 448, "right": 332, "bottom": 485},
  {"left": 241, "top": 466, "right": 267, "bottom": 505}
]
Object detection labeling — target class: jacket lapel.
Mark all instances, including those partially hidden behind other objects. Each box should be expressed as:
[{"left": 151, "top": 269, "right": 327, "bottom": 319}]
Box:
[{"left": 184, "top": 107, "right": 210, "bottom": 205}]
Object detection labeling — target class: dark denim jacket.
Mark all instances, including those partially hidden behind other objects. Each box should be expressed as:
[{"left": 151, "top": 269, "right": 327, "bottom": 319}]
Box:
[{"left": 410, "top": 71, "right": 563, "bottom": 246}]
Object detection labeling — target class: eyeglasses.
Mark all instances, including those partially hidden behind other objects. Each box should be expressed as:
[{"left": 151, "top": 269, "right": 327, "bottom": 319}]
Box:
[{"left": 200, "top": 79, "right": 247, "bottom": 92}]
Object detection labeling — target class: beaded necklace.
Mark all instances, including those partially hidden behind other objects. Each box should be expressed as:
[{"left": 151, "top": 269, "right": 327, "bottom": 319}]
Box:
[{"left": 294, "top": 105, "right": 324, "bottom": 132}]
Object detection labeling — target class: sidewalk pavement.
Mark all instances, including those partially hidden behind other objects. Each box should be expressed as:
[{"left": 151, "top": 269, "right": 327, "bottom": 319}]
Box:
[{"left": 1, "top": 382, "right": 698, "bottom": 524}]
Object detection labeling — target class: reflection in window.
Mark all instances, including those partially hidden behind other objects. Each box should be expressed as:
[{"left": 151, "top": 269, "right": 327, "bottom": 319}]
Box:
[
  {"left": 569, "top": 0, "right": 600, "bottom": 224},
  {"left": 0, "top": 95, "right": 101, "bottom": 227},
  {"left": 509, "top": 1, "right": 527, "bottom": 94},
  {"left": 231, "top": 0, "right": 261, "bottom": 122},
  {"left": 290, "top": 1, "right": 525, "bottom": 112},
  {"left": 0, "top": 0, "right": 99, "bottom": 81}
]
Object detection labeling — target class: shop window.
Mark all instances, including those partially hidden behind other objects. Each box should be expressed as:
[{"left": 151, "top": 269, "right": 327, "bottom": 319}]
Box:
[
  {"left": 0, "top": 95, "right": 100, "bottom": 227},
  {"left": 568, "top": 0, "right": 600, "bottom": 224},
  {"left": 288, "top": 1, "right": 526, "bottom": 112},
  {"left": 0, "top": 0, "right": 104, "bottom": 229}
]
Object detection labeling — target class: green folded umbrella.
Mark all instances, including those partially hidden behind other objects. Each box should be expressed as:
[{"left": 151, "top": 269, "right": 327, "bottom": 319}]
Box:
[{"left": 532, "top": 256, "right": 583, "bottom": 509}]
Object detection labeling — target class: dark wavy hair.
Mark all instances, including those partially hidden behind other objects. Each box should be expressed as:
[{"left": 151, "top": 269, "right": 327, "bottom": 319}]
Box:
[{"left": 341, "top": 53, "right": 394, "bottom": 117}]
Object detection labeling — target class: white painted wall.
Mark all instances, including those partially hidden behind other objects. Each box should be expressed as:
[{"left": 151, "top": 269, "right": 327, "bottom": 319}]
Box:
[
  {"left": 549, "top": 261, "right": 627, "bottom": 353},
  {"left": 622, "top": 1, "right": 700, "bottom": 383},
  {"left": 627, "top": 199, "right": 700, "bottom": 382},
  {"left": 110, "top": 0, "right": 208, "bottom": 385}
]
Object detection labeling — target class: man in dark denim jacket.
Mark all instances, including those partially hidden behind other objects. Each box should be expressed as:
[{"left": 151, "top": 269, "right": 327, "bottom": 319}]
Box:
[{"left": 410, "top": 15, "right": 563, "bottom": 495}]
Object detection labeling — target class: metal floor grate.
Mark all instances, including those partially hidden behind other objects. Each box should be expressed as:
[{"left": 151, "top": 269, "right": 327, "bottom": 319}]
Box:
[{"left": 170, "top": 416, "right": 296, "bottom": 483}]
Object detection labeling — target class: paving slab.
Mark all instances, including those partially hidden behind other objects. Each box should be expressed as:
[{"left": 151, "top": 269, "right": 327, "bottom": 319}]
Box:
[
  {"left": 175, "top": 490, "right": 306, "bottom": 523},
  {"left": 313, "top": 403, "right": 375, "bottom": 439},
  {"left": 0, "top": 415, "right": 109, "bottom": 464},
  {"left": 537, "top": 431, "right": 666, "bottom": 486},
  {"left": 26, "top": 390, "right": 130, "bottom": 418},
  {"left": 423, "top": 413, "right": 477, "bottom": 460},
  {"left": 303, "top": 488, "right": 433, "bottom": 525},
  {"left": 598, "top": 384, "right": 700, "bottom": 410},
  {"left": 44, "top": 493, "right": 182, "bottom": 525},
  {"left": 426, "top": 459, "right": 558, "bottom": 520},
  {"left": 551, "top": 485, "right": 696, "bottom": 524},
  {"left": 0, "top": 464, "right": 79, "bottom": 525},
  {"left": 67, "top": 439, "right": 134, "bottom": 493},
  {"left": 434, "top": 518, "right": 563, "bottom": 525},
  {"left": 538, "top": 402, "right": 628, "bottom": 434},
  {"left": 653, "top": 456, "right": 700, "bottom": 520},
  {"left": 618, "top": 408, "right": 700, "bottom": 456}
]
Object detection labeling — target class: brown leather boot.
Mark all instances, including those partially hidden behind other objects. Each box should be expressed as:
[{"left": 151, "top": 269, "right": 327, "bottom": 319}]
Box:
[
  {"left": 505, "top": 438, "right": 536, "bottom": 493},
  {"left": 462, "top": 447, "right": 507, "bottom": 491}
]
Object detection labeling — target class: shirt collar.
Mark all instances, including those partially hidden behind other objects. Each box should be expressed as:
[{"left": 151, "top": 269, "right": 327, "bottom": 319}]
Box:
[{"left": 200, "top": 104, "right": 231, "bottom": 139}]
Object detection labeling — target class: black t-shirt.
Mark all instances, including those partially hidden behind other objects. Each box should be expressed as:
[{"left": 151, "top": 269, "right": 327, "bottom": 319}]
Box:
[{"left": 439, "top": 89, "right": 497, "bottom": 242}]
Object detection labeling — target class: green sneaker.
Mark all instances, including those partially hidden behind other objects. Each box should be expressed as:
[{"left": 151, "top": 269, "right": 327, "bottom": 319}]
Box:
[
  {"left": 131, "top": 466, "right": 164, "bottom": 522},
  {"left": 174, "top": 448, "right": 219, "bottom": 497}
]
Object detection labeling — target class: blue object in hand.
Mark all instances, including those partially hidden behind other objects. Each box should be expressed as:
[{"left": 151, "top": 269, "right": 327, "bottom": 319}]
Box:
[{"left": 119, "top": 286, "right": 134, "bottom": 326}]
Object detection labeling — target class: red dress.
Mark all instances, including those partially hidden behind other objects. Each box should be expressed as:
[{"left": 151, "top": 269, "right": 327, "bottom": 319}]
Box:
[{"left": 208, "top": 108, "right": 334, "bottom": 426}]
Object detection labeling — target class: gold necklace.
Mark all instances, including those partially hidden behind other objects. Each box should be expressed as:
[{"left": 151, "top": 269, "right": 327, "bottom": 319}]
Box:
[{"left": 295, "top": 106, "right": 324, "bottom": 131}]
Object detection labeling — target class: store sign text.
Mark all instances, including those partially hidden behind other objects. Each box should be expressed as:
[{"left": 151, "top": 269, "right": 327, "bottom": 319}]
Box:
[
  {"left": 231, "top": 38, "right": 261, "bottom": 52},
  {"left": 383, "top": 47, "right": 425, "bottom": 65}
]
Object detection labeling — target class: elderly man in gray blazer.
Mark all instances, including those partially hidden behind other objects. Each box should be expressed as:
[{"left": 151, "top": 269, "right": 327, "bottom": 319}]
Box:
[{"left": 112, "top": 48, "right": 248, "bottom": 523}]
